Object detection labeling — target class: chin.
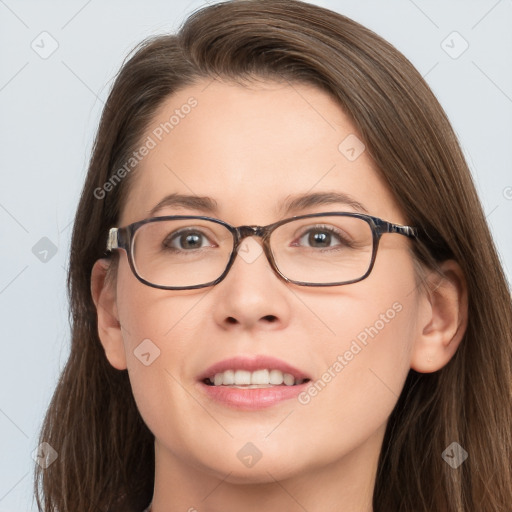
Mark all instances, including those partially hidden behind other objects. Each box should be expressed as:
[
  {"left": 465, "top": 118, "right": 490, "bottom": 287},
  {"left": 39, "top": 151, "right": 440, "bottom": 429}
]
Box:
[{"left": 196, "top": 451, "right": 306, "bottom": 484}]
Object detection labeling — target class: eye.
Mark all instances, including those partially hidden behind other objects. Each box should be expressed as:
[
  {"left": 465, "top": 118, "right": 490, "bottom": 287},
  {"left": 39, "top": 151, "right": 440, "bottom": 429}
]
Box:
[
  {"left": 295, "top": 225, "right": 352, "bottom": 249},
  {"left": 163, "top": 228, "right": 215, "bottom": 251}
]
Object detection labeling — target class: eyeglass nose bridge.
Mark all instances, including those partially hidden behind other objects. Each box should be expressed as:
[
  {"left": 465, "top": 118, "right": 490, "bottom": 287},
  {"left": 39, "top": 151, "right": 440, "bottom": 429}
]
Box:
[
  {"left": 232, "top": 224, "right": 271, "bottom": 253},
  {"left": 229, "top": 224, "right": 281, "bottom": 276},
  {"left": 232, "top": 224, "right": 275, "bottom": 251},
  {"left": 234, "top": 224, "right": 267, "bottom": 240}
]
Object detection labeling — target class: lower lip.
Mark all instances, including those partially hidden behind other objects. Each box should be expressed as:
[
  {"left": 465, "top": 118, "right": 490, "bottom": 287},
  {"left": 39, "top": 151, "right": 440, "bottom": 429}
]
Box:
[{"left": 197, "top": 380, "right": 311, "bottom": 410}]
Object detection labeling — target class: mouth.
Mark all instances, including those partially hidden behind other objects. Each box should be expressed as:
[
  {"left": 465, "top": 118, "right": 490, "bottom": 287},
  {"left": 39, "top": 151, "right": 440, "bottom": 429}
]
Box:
[
  {"left": 197, "top": 364, "right": 312, "bottom": 410},
  {"left": 202, "top": 369, "right": 311, "bottom": 388},
  {"left": 196, "top": 355, "right": 312, "bottom": 409},
  {"left": 197, "top": 355, "right": 312, "bottom": 388}
]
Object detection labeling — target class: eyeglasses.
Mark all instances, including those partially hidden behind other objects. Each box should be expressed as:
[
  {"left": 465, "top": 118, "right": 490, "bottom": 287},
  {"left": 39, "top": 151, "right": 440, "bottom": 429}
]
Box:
[{"left": 105, "top": 212, "right": 418, "bottom": 290}]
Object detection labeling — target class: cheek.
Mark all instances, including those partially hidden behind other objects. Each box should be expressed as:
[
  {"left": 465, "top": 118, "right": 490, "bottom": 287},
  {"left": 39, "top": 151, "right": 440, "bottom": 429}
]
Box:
[
  {"left": 113, "top": 257, "right": 209, "bottom": 420},
  {"left": 302, "top": 297, "right": 415, "bottom": 455},
  {"left": 294, "top": 250, "right": 419, "bottom": 447},
  {"left": 113, "top": 272, "right": 196, "bottom": 441},
  {"left": 115, "top": 257, "right": 199, "bottom": 349}
]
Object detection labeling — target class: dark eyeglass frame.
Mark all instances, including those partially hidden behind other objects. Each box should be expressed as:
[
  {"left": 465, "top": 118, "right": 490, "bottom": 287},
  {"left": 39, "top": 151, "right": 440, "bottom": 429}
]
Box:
[{"left": 105, "top": 212, "right": 419, "bottom": 290}]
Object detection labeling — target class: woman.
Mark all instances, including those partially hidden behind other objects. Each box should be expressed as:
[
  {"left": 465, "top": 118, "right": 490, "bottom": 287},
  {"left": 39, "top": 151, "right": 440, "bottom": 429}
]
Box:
[{"left": 34, "top": 1, "right": 512, "bottom": 511}]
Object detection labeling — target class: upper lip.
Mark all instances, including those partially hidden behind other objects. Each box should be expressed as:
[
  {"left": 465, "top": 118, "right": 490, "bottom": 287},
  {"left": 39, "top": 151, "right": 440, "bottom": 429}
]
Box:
[{"left": 198, "top": 355, "right": 312, "bottom": 382}]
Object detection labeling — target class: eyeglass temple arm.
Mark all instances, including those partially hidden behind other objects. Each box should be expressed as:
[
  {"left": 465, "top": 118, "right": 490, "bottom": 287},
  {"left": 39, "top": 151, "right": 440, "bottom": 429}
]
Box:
[
  {"left": 106, "top": 228, "right": 119, "bottom": 251},
  {"left": 379, "top": 221, "right": 418, "bottom": 238}
]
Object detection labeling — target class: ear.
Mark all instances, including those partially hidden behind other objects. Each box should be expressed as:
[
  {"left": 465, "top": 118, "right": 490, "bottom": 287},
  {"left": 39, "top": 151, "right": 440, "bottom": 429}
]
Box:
[
  {"left": 410, "top": 259, "right": 468, "bottom": 373},
  {"left": 90, "top": 258, "right": 127, "bottom": 370}
]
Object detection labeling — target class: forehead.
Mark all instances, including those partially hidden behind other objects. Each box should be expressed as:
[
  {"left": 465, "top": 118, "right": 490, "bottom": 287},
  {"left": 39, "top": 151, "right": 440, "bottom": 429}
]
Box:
[{"left": 119, "top": 79, "right": 401, "bottom": 226}]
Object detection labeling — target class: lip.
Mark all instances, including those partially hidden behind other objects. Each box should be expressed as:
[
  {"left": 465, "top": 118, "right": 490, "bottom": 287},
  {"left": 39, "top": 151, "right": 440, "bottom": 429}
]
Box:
[
  {"left": 196, "top": 355, "right": 312, "bottom": 411},
  {"left": 197, "top": 379, "right": 311, "bottom": 410},
  {"left": 197, "top": 355, "right": 312, "bottom": 382}
]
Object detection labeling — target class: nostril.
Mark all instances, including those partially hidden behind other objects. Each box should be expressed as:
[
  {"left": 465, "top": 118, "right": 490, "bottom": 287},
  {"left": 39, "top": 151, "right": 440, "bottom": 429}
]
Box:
[{"left": 262, "top": 314, "right": 277, "bottom": 322}]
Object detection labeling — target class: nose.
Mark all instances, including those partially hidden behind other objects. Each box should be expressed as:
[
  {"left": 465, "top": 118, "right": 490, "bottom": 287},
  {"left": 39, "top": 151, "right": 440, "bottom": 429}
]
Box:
[{"left": 211, "top": 235, "right": 292, "bottom": 330}]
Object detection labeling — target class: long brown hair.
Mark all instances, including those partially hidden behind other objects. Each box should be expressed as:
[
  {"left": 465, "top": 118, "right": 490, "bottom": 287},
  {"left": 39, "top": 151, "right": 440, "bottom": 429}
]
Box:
[{"left": 34, "top": 1, "right": 512, "bottom": 510}]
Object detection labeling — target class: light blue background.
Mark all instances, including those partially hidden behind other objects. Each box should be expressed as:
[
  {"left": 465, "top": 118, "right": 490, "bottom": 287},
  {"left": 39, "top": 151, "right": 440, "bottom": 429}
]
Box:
[{"left": 0, "top": 0, "right": 511, "bottom": 509}]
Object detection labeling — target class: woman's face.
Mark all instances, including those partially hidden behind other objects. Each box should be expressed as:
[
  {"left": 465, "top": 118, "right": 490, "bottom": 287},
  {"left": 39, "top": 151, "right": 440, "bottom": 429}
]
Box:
[{"left": 103, "top": 79, "right": 425, "bottom": 484}]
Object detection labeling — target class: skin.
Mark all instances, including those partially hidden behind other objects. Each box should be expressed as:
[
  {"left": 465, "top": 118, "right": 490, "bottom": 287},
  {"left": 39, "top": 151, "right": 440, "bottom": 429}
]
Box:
[{"left": 91, "top": 79, "right": 467, "bottom": 512}]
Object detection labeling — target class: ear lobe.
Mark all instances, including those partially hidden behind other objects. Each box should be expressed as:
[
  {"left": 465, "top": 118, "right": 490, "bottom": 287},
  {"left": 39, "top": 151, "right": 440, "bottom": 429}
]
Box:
[
  {"left": 90, "top": 258, "right": 127, "bottom": 370},
  {"left": 410, "top": 260, "right": 468, "bottom": 373}
]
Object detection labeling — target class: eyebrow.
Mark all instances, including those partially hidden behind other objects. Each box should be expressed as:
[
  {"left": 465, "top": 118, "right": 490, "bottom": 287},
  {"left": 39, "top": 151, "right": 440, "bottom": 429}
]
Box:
[
  {"left": 148, "top": 193, "right": 219, "bottom": 217},
  {"left": 278, "top": 191, "right": 369, "bottom": 216},
  {"left": 147, "top": 191, "right": 369, "bottom": 218}
]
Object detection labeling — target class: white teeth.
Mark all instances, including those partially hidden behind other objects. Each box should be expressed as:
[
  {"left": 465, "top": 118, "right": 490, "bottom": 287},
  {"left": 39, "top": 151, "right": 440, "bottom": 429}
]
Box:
[
  {"left": 251, "top": 369, "right": 269, "bottom": 384},
  {"left": 223, "top": 369, "right": 235, "bottom": 385},
  {"left": 208, "top": 369, "right": 307, "bottom": 386},
  {"left": 283, "top": 373, "right": 295, "bottom": 386},
  {"left": 234, "top": 370, "right": 251, "bottom": 385},
  {"left": 269, "top": 369, "right": 284, "bottom": 385}
]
